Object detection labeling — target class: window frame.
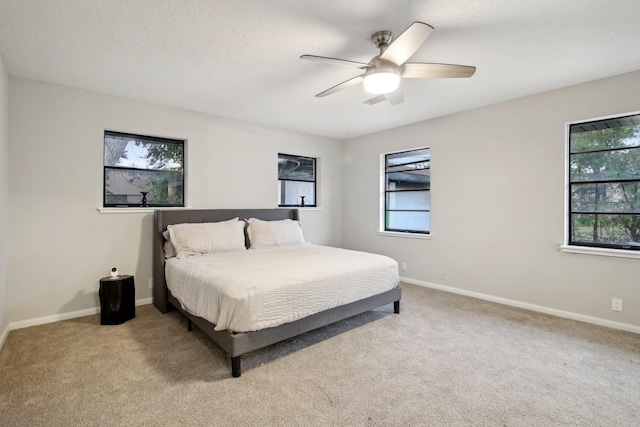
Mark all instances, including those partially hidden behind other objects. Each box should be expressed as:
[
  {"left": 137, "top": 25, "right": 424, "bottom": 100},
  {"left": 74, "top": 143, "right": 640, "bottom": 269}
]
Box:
[
  {"left": 380, "top": 147, "right": 431, "bottom": 236},
  {"left": 277, "top": 153, "right": 317, "bottom": 208},
  {"left": 565, "top": 111, "right": 640, "bottom": 252},
  {"left": 103, "top": 130, "right": 186, "bottom": 208}
]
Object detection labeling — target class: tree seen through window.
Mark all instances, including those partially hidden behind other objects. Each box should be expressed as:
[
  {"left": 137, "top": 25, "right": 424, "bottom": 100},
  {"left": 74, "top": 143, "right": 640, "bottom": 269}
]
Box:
[{"left": 569, "top": 113, "right": 640, "bottom": 249}]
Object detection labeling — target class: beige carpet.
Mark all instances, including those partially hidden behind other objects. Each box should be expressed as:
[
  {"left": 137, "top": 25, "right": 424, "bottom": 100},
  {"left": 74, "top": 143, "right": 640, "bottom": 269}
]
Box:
[{"left": 1, "top": 283, "right": 639, "bottom": 426}]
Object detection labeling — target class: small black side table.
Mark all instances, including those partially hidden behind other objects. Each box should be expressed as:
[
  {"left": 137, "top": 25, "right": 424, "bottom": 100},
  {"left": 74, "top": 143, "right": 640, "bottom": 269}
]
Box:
[{"left": 99, "top": 275, "right": 135, "bottom": 325}]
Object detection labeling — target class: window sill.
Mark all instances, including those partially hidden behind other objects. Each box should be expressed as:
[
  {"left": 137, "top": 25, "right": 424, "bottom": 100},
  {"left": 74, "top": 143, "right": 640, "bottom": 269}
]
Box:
[
  {"left": 98, "top": 207, "right": 189, "bottom": 214},
  {"left": 559, "top": 245, "right": 640, "bottom": 260},
  {"left": 377, "top": 231, "right": 431, "bottom": 240},
  {"left": 278, "top": 207, "right": 323, "bottom": 211}
]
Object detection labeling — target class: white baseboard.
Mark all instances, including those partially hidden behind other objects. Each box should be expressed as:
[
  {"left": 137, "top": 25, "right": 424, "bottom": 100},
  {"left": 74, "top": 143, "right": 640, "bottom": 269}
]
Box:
[
  {"left": 8, "top": 297, "right": 153, "bottom": 331},
  {"left": 7, "top": 280, "right": 639, "bottom": 337},
  {"left": 0, "top": 322, "right": 9, "bottom": 351},
  {"left": 401, "top": 277, "right": 640, "bottom": 335},
  {"left": 136, "top": 297, "right": 153, "bottom": 306}
]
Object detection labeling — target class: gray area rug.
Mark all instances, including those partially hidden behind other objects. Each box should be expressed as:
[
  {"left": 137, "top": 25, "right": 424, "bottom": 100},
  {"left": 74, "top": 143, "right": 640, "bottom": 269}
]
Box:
[{"left": 1, "top": 283, "right": 639, "bottom": 426}]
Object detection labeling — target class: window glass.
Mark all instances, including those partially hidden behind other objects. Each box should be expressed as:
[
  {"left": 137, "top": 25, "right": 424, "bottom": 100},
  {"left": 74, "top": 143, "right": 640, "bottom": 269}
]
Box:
[
  {"left": 384, "top": 147, "right": 430, "bottom": 234},
  {"left": 104, "top": 131, "right": 185, "bottom": 207},
  {"left": 278, "top": 153, "right": 316, "bottom": 207},
  {"left": 568, "top": 113, "right": 640, "bottom": 250}
]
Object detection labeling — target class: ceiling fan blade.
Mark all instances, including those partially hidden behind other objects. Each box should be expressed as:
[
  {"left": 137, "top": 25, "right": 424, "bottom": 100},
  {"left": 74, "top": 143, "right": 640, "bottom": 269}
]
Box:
[
  {"left": 363, "top": 95, "right": 386, "bottom": 105},
  {"left": 300, "top": 55, "right": 370, "bottom": 69},
  {"left": 402, "top": 63, "right": 476, "bottom": 78},
  {"left": 379, "top": 22, "right": 434, "bottom": 66},
  {"left": 315, "top": 74, "right": 365, "bottom": 97},
  {"left": 385, "top": 86, "right": 404, "bottom": 105}
]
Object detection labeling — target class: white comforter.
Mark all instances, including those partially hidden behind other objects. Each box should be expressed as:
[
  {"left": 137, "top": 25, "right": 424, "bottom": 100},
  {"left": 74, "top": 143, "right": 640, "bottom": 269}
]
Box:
[{"left": 165, "top": 244, "right": 399, "bottom": 333}]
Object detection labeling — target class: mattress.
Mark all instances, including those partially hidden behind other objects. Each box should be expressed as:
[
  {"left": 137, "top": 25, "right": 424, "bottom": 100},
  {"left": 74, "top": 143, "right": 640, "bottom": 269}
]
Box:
[{"left": 165, "top": 244, "right": 399, "bottom": 332}]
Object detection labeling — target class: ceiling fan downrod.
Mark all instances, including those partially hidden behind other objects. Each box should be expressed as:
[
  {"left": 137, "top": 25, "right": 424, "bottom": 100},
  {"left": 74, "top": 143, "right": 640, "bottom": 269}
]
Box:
[{"left": 370, "top": 30, "right": 393, "bottom": 53}]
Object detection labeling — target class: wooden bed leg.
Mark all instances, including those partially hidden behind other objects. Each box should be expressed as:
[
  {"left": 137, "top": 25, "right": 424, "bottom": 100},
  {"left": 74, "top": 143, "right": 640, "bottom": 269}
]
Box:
[
  {"left": 231, "top": 356, "right": 242, "bottom": 378},
  {"left": 187, "top": 319, "right": 192, "bottom": 331},
  {"left": 394, "top": 300, "right": 400, "bottom": 314}
]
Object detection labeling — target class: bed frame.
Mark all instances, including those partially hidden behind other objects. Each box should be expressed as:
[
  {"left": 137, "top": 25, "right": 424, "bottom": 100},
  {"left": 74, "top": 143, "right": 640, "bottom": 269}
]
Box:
[{"left": 153, "top": 208, "right": 401, "bottom": 377}]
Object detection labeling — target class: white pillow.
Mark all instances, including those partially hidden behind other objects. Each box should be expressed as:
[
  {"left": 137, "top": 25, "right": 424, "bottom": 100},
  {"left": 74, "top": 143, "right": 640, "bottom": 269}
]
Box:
[
  {"left": 162, "top": 230, "right": 176, "bottom": 258},
  {"left": 246, "top": 218, "right": 305, "bottom": 249},
  {"left": 168, "top": 218, "right": 246, "bottom": 259}
]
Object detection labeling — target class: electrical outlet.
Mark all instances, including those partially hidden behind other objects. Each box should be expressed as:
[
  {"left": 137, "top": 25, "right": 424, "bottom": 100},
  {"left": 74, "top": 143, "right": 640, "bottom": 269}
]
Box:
[
  {"left": 440, "top": 271, "right": 446, "bottom": 281},
  {"left": 149, "top": 278, "right": 154, "bottom": 289},
  {"left": 401, "top": 262, "right": 407, "bottom": 271},
  {"left": 612, "top": 298, "right": 622, "bottom": 312}
]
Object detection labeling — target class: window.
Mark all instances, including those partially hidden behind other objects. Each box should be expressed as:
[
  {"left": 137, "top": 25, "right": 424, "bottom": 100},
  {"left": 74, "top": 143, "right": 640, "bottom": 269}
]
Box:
[
  {"left": 383, "top": 147, "right": 430, "bottom": 234},
  {"left": 278, "top": 153, "right": 316, "bottom": 207},
  {"left": 103, "top": 131, "right": 185, "bottom": 207},
  {"left": 568, "top": 112, "right": 640, "bottom": 250}
]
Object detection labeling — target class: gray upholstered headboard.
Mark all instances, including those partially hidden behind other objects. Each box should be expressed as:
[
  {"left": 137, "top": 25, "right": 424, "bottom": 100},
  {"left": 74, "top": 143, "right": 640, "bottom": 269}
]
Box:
[{"left": 152, "top": 209, "right": 300, "bottom": 313}]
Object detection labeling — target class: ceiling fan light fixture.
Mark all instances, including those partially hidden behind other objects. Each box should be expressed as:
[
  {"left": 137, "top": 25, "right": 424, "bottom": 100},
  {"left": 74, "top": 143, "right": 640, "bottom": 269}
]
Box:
[{"left": 363, "top": 67, "right": 400, "bottom": 94}]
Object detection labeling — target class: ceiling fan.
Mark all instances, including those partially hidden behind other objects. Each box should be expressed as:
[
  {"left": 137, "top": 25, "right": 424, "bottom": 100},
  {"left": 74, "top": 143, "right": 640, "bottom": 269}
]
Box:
[{"left": 300, "top": 21, "right": 476, "bottom": 105}]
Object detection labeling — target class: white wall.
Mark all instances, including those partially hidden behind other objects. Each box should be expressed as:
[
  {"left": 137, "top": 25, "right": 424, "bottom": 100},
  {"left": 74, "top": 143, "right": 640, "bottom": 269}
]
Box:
[
  {"left": 0, "top": 56, "right": 9, "bottom": 345},
  {"left": 7, "top": 70, "right": 640, "bottom": 331},
  {"left": 343, "top": 70, "right": 640, "bottom": 330},
  {"left": 7, "top": 77, "right": 342, "bottom": 324}
]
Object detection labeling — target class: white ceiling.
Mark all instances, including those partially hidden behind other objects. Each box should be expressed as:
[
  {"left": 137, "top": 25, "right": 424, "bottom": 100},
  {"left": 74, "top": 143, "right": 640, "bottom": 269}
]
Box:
[{"left": 1, "top": 0, "right": 640, "bottom": 140}]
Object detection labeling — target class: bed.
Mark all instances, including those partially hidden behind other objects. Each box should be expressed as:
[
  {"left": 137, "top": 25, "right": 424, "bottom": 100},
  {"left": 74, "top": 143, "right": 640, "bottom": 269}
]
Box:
[{"left": 153, "top": 208, "right": 401, "bottom": 377}]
